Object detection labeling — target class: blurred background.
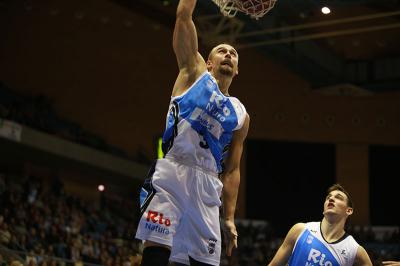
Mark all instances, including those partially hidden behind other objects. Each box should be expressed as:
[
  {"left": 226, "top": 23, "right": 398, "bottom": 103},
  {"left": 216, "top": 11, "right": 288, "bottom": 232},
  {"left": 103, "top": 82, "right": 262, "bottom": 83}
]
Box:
[{"left": 0, "top": 0, "right": 399, "bottom": 265}]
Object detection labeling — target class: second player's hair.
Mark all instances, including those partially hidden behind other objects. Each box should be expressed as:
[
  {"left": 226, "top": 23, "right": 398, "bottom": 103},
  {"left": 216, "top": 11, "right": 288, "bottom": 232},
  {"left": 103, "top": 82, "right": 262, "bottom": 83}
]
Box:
[{"left": 327, "top": 183, "right": 354, "bottom": 209}]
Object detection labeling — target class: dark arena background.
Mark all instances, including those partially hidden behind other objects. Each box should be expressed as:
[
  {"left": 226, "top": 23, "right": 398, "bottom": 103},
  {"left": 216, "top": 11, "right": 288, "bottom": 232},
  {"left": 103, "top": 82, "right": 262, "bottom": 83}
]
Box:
[{"left": 1, "top": 0, "right": 399, "bottom": 265}]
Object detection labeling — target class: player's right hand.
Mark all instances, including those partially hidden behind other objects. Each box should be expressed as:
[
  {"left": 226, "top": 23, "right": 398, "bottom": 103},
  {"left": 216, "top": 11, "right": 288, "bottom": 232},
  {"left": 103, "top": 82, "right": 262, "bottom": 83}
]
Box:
[{"left": 223, "top": 219, "right": 238, "bottom": 256}]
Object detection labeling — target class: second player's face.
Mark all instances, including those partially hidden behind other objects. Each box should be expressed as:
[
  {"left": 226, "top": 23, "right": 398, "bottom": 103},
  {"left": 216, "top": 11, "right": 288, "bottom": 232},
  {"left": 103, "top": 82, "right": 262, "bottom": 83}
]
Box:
[{"left": 323, "top": 190, "right": 352, "bottom": 217}]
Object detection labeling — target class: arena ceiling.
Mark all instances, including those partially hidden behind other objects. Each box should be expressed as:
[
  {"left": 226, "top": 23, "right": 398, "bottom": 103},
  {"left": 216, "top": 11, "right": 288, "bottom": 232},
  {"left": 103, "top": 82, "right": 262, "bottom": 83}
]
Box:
[
  {"left": 112, "top": 0, "right": 400, "bottom": 93},
  {"left": 1, "top": 0, "right": 399, "bottom": 160}
]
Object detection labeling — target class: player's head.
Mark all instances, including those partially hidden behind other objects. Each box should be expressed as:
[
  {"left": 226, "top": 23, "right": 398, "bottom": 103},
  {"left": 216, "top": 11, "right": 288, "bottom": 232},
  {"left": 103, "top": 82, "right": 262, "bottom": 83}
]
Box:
[
  {"left": 323, "top": 184, "right": 354, "bottom": 218},
  {"left": 207, "top": 43, "right": 239, "bottom": 78}
]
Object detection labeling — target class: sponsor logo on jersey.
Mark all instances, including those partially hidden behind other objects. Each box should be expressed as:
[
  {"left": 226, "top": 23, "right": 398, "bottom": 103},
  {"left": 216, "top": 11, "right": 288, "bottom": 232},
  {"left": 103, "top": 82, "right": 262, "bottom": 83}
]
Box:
[
  {"left": 207, "top": 79, "right": 214, "bottom": 89},
  {"left": 190, "top": 108, "right": 223, "bottom": 139},
  {"left": 144, "top": 210, "right": 171, "bottom": 235},
  {"left": 208, "top": 239, "right": 217, "bottom": 255},
  {"left": 146, "top": 210, "right": 171, "bottom": 226},
  {"left": 208, "top": 91, "right": 231, "bottom": 120},
  {"left": 144, "top": 222, "right": 170, "bottom": 235},
  {"left": 306, "top": 248, "right": 333, "bottom": 266}
]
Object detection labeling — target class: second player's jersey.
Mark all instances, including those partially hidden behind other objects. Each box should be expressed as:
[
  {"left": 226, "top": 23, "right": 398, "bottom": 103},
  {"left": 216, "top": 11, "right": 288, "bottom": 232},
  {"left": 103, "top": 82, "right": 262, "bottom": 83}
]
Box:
[
  {"left": 288, "top": 222, "right": 359, "bottom": 266},
  {"left": 162, "top": 71, "right": 246, "bottom": 173}
]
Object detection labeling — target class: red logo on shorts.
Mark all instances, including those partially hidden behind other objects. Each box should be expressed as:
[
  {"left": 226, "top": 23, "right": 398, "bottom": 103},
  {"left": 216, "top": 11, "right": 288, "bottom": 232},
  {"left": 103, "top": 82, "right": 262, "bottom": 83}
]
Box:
[{"left": 146, "top": 210, "right": 171, "bottom": 227}]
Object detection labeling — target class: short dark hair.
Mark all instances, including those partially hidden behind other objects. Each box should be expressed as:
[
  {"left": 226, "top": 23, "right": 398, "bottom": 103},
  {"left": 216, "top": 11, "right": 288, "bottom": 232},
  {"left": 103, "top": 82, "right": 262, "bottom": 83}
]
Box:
[
  {"left": 207, "top": 43, "right": 237, "bottom": 61},
  {"left": 327, "top": 184, "right": 353, "bottom": 208}
]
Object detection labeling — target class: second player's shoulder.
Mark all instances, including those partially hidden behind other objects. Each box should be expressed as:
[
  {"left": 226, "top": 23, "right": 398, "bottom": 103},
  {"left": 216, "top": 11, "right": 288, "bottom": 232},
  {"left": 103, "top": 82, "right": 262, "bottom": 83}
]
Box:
[
  {"left": 345, "top": 233, "right": 360, "bottom": 245},
  {"left": 354, "top": 245, "right": 373, "bottom": 266},
  {"left": 286, "top": 223, "right": 307, "bottom": 242},
  {"left": 306, "top": 221, "right": 321, "bottom": 230},
  {"left": 292, "top": 222, "right": 307, "bottom": 232}
]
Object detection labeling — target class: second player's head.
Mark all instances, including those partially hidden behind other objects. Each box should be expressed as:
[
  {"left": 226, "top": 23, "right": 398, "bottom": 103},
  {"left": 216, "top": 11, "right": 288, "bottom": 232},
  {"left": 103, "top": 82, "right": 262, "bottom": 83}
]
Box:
[{"left": 323, "top": 183, "right": 354, "bottom": 220}]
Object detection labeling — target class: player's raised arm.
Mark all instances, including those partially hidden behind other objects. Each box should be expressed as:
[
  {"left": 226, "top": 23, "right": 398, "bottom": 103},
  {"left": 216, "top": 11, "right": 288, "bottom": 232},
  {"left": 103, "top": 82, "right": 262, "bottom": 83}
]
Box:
[
  {"left": 173, "top": 0, "right": 202, "bottom": 69},
  {"left": 173, "top": 0, "right": 206, "bottom": 90}
]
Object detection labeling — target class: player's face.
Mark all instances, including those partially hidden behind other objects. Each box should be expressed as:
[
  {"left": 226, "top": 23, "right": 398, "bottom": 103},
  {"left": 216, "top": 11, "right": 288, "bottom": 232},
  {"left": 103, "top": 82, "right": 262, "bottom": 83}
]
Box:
[
  {"left": 323, "top": 190, "right": 353, "bottom": 217},
  {"left": 208, "top": 44, "right": 239, "bottom": 77}
]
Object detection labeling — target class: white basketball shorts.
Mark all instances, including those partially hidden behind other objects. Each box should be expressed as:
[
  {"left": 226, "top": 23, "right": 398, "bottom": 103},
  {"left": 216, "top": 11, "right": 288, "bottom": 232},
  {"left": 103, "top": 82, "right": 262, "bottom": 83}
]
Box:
[{"left": 135, "top": 157, "right": 223, "bottom": 266}]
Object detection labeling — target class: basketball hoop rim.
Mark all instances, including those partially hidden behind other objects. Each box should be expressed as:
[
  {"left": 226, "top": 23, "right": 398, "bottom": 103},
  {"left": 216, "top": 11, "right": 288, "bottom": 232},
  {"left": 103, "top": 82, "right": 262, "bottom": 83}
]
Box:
[{"left": 211, "top": 0, "right": 277, "bottom": 19}]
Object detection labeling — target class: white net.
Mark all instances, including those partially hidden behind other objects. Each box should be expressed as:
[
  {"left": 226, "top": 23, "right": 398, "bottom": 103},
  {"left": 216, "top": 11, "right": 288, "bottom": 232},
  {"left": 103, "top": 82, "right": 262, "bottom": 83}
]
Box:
[{"left": 211, "top": 0, "right": 277, "bottom": 19}]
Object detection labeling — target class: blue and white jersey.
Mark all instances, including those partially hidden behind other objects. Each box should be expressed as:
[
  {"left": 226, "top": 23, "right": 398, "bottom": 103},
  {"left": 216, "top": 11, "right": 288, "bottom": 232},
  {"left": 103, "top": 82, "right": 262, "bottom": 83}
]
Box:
[
  {"left": 289, "top": 222, "right": 359, "bottom": 266},
  {"left": 162, "top": 71, "right": 246, "bottom": 173}
]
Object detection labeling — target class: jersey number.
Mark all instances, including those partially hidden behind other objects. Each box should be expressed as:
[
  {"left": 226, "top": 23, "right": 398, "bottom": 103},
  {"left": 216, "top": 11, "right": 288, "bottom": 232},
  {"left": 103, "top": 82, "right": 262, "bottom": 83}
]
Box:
[{"left": 199, "top": 132, "right": 209, "bottom": 149}]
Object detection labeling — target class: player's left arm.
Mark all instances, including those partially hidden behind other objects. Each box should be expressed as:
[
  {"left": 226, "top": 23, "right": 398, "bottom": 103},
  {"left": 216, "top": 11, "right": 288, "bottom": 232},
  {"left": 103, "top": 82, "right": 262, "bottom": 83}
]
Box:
[
  {"left": 354, "top": 245, "right": 373, "bottom": 266},
  {"left": 220, "top": 113, "right": 250, "bottom": 256}
]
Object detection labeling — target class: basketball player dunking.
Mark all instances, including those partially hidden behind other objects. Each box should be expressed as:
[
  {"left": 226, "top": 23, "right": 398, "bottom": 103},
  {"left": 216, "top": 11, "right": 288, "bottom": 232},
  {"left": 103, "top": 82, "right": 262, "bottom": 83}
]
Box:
[{"left": 135, "top": 0, "right": 250, "bottom": 265}]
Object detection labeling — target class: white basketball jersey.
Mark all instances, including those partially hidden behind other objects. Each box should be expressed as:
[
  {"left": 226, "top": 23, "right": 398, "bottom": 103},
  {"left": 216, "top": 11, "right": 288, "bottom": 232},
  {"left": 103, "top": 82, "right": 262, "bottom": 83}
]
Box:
[
  {"left": 289, "top": 222, "right": 360, "bottom": 266},
  {"left": 162, "top": 71, "right": 246, "bottom": 173}
]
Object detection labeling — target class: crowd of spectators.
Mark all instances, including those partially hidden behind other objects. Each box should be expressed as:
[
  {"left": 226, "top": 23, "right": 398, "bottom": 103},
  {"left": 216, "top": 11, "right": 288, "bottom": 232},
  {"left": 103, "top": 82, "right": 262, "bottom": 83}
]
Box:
[
  {"left": 0, "top": 173, "right": 142, "bottom": 266},
  {"left": 1, "top": 172, "right": 399, "bottom": 266}
]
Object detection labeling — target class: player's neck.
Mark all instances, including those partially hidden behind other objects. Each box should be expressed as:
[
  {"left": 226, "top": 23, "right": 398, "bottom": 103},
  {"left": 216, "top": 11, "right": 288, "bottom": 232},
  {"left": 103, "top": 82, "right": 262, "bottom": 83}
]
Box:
[
  {"left": 214, "top": 76, "right": 232, "bottom": 96},
  {"left": 321, "top": 217, "right": 346, "bottom": 242}
]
